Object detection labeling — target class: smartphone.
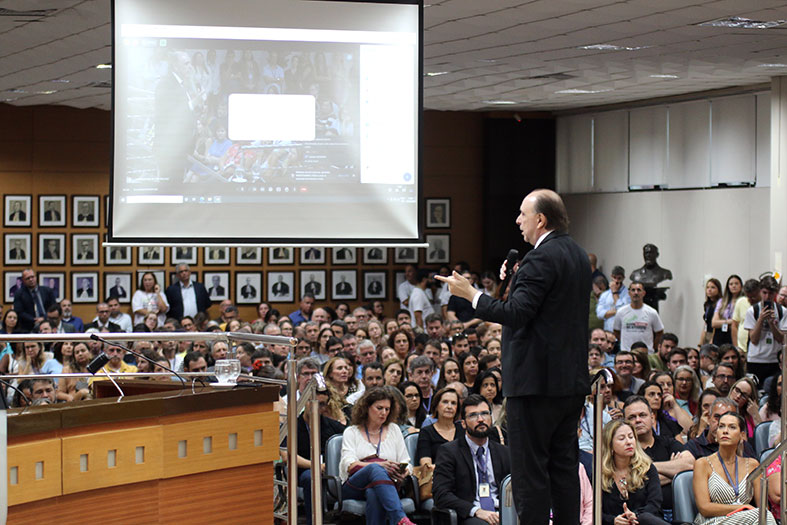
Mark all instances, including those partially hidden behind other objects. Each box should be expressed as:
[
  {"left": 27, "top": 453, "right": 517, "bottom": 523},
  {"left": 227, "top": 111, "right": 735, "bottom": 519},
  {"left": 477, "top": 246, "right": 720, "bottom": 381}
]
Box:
[
  {"left": 398, "top": 463, "right": 409, "bottom": 472},
  {"left": 764, "top": 301, "right": 774, "bottom": 311}
]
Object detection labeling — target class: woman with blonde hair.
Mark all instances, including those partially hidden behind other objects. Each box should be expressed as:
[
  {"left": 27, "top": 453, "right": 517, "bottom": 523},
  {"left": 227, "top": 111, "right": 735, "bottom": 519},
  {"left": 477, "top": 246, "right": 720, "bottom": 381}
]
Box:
[{"left": 600, "top": 419, "right": 667, "bottom": 524}]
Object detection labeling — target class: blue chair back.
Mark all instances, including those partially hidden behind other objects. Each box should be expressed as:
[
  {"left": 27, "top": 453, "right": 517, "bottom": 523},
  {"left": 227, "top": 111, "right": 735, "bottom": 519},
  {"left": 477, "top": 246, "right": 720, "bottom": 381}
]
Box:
[
  {"left": 672, "top": 470, "right": 696, "bottom": 524},
  {"left": 324, "top": 434, "right": 343, "bottom": 500},
  {"left": 755, "top": 421, "right": 774, "bottom": 456},
  {"left": 761, "top": 447, "right": 776, "bottom": 466},
  {"left": 500, "top": 474, "right": 516, "bottom": 524},
  {"left": 405, "top": 432, "right": 419, "bottom": 464}
]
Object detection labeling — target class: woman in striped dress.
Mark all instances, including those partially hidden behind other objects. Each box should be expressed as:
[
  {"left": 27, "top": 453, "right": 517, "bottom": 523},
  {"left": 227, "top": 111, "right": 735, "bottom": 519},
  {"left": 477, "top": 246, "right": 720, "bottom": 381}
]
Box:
[{"left": 693, "top": 412, "right": 776, "bottom": 524}]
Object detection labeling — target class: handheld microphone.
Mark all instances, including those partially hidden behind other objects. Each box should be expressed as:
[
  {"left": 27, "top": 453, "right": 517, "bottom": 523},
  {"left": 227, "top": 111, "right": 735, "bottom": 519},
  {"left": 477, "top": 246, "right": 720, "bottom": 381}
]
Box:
[
  {"left": 498, "top": 249, "right": 520, "bottom": 299},
  {"left": 89, "top": 334, "right": 187, "bottom": 388}
]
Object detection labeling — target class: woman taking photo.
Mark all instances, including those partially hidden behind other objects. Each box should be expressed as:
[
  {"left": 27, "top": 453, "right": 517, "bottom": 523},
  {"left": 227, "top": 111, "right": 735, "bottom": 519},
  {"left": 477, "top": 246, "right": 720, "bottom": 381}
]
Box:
[
  {"left": 132, "top": 271, "right": 169, "bottom": 326},
  {"left": 415, "top": 387, "right": 459, "bottom": 466},
  {"left": 339, "top": 387, "right": 415, "bottom": 525},
  {"left": 57, "top": 342, "right": 92, "bottom": 403},
  {"left": 600, "top": 420, "right": 667, "bottom": 525},
  {"left": 700, "top": 278, "right": 723, "bottom": 346},
  {"left": 399, "top": 381, "right": 426, "bottom": 431},
  {"left": 711, "top": 275, "right": 743, "bottom": 346},
  {"left": 693, "top": 412, "right": 775, "bottom": 525}
]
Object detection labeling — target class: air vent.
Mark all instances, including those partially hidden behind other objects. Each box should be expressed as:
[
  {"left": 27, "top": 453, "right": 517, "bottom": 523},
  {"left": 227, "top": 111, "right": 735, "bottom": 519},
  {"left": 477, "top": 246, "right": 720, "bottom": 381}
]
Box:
[
  {"left": 529, "top": 72, "right": 576, "bottom": 81},
  {"left": 0, "top": 8, "right": 57, "bottom": 17},
  {"left": 87, "top": 81, "right": 112, "bottom": 89}
]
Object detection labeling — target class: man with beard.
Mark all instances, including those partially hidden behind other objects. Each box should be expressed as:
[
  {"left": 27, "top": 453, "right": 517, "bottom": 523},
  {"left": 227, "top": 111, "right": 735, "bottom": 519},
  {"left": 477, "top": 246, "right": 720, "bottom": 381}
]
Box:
[{"left": 433, "top": 394, "right": 511, "bottom": 524}]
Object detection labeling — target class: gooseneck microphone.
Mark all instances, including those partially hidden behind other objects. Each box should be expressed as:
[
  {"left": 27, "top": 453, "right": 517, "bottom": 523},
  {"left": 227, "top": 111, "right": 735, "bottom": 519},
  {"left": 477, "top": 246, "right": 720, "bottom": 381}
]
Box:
[{"left": 88, "top": 334, "right": 187, "bottom": 388}]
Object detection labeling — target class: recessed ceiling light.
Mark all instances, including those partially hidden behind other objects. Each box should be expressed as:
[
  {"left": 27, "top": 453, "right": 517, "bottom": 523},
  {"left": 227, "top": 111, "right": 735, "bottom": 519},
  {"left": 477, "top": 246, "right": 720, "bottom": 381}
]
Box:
[
  {"left": 759, "top": 63, "right": 787, "bottom": 68},
  {"left": 699, "top": 16, "right": 786, "bottom": 29},
  {"left": 96, "top": 63, "right": 112, "bottom": 69},
  {"left": 35, "top": 90, "right": 57, "bottom": 95},
  {"left": 555, "top": 88, "right": 612, "bottom": 94},
  {"left": 9, "top": 89, "right": 27, "bottom": 93},
  {"left": 425, "top": 71, "right": 449, "bottom": 77},
  {"left": 578, "top": 44, "right": 651, "bottom": 51},
  {"left": 477, "top": 59, "right": 499, "bottom": 63},
  {"left": 481, "top": 100, "right": 517, "bottom": 105},
  {"left": 51, "top": 79, "right": 71, "bottom": 83},
  {"left": 649, "top": 74, "right": 679, "bottom": 79}
]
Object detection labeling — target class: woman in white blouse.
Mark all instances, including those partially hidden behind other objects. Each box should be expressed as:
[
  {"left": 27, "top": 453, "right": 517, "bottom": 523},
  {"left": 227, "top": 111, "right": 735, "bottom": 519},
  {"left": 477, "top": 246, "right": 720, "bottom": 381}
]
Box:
[
  {"left": 132, "top": 272, "right": 169, "bottom": 326},
  {"left": 339, "top": 387, "right": 416, "bottom": 525}
]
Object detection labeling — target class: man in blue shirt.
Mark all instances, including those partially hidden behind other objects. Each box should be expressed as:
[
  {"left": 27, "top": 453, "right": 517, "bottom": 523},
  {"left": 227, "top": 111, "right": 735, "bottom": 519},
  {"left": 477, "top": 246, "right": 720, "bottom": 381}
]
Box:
[{"left": 596, "top": 265, "right": 630, "bottom": 331}]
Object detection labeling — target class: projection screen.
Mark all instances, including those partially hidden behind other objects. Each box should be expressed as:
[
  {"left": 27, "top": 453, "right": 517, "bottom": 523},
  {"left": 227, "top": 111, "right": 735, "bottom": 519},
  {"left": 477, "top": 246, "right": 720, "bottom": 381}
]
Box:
[{"left": 111, "top": 0, "right": 422, "bottom": 244}]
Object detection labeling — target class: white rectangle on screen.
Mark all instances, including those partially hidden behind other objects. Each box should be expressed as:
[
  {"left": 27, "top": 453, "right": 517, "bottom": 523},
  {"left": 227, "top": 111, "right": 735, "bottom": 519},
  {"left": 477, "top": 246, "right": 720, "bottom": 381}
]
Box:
[{"left": 228, "top": 94, "right": 316, "bottom": 141}]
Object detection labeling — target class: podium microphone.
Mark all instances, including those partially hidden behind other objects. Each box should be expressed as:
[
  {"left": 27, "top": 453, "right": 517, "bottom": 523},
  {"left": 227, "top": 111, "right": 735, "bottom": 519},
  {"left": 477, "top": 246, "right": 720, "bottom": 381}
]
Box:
[{"left": 88, "top": 334, "right": 187, "bottom": 388}]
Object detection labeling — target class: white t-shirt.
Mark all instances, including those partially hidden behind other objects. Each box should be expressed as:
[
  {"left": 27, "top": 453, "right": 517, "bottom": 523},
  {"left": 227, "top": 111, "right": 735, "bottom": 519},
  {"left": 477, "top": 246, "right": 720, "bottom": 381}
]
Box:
[
  {"left": 409, "top": 287, "right": 434, "bottom": 328},
  {"left": 613, "top": 303, "right": 664, "bottom": 352},
  {"left": 398, "top": 280, "right": 415, "bottom": 310},
  {"left": 743, "top": 302, "right": 787, "bottom": 363}
]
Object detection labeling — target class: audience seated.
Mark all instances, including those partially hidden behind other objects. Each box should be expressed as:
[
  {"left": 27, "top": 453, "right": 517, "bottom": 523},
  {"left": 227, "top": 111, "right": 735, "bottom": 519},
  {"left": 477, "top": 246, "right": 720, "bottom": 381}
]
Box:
[
  {"left": 687, "top": 398, "right": 757, "bottom": 459},
  {"left": 416, "top": 387, "right": 459, "bottom": 465}
]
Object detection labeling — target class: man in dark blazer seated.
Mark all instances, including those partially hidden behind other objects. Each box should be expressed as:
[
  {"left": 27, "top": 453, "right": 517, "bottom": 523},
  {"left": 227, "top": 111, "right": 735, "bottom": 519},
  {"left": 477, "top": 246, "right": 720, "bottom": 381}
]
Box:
[
  {"left": 433, "top": 394, "right": 511, "bottom": 524},
  {"left": 437, "top": 189, "right": 590, "bottom": 525},
  {"left": 13, "top": 268, "right": 57, "bottom": 332},
  {"left": 165, "top": 264, "right": 211, "bottom": 320}
]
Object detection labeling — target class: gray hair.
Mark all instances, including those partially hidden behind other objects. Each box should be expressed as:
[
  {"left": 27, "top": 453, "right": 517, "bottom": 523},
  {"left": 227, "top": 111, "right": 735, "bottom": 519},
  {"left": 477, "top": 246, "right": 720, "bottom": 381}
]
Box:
[
  {"left": 408, "top": 355, "right": 435, "bottom": 373},
  {"left": 296, "top": 357, "right": 321, "bottom": 375},
  {"left": 357, "top": 339, "right": 375, "bottom": 352}
]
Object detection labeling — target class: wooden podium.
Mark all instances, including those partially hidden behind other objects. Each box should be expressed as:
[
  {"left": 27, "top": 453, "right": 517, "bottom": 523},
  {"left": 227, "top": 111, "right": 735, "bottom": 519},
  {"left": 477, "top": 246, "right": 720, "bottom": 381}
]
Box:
[{"left": 5, "top": 384, "right": 280, "bottom": 524}]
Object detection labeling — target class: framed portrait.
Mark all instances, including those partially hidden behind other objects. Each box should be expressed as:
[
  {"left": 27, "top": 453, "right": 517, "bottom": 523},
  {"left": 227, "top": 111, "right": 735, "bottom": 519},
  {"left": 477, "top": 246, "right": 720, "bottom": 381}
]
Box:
[
  {"left": 39, "top": 195, "right": 66, "bottom": 227},
  {"left": 39, "top": 272, "right": 65, "bottom": 302},
  {"left": 331, "top": 247, "right": 356, "bottom": 265},
  {"left": 38, "top": 233, "right": 65, "bottom": 265},
  {"left": 72, "top": 233, "right": 99, "bottom": 265},
  {"left": 204, "top": 246, "right": 230, "bottom": 265},
  {"left": 4, "top": 271, "right": 23, "bottom": 303},
  {"left": 72, "top": 271, "right": 99, "bottom": 303},
  {"left": 136, "top": 270, "right": 166, "bottom": 291},
  {"left": 363, "top": 247, "right": 388, "bottom": 264},
  {"left": 300, "top": 247, "right": 326, "bottom": 265},
  {"left": 394, "top": 246, "right": 419, "bottom": 264},
  {"left": 268, "top": 247, "right": 294, "bottom": 264},
  {"left": 363, "top": 271, "right": 387, "bottom": 300},
  {"left": 138, "top": 246, "right": 164, "bottom": 265},
  {"left": 172, "top": 246, "right": 198, "bottom": 265},
  {"left": 236, "top": 272, "right": 263, "bottom": 304},
  {"left": 4, "top": 233, "right": 31, "bottom": 265},
  {"left": 236, "top": 246, "right": 262, "bottom": 265},
  {"left": 104, "top": 272, "right": 132, "bottom": 303},
  {"left": 331, "top": 270, "right": 357, "bottom": 301},
  {"left": 425, "top": 234, "right": 450, "bottom": 264},
  {"left": 267, "top": 271, "right": 294, "bottom": 303},
  {"left": 300, "top": 270, "right": 326, "bottom": 301},
  {"left": 204, "top": 271, "right": 230, "bottom": 302},
  {"left": 4, "top": 195, "right": 31, "bottom": 227},
  {"left": 169, "top": 270, "right": 198, "bottom": 286},
  {"left": 72, "top": 195, "right": 99, "bottom": 227},
  {"left": 426, "top": 198, "right": 451, "bottom": 228},
  {"left": 106, "top": 245, "right": 132, "bottom": 265}
]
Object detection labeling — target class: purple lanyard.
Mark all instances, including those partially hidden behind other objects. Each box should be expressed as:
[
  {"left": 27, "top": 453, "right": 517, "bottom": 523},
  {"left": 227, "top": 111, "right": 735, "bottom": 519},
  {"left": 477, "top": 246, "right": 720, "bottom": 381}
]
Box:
[
  {"left": 717, "top": 452, "right": 739, "bottom": 498},
  {"left": 365, "top": 425, "right": 382, "bottom": 456}
]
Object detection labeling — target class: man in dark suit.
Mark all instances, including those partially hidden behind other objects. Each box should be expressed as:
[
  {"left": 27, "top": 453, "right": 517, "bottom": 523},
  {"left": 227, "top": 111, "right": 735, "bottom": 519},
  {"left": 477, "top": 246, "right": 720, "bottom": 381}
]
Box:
[
  {"left": 77, "top": 202, "right": 95, "bottom": 223},
  {"left": 44, "top": 201, "right": 61, "bottom": 222},
  {"left": 165, "top": 264, "right": 211, "bottom": 319},
  {"left": 335, "top": 277, "right": 352, "bottom": 296},
  {"left": 437, "top": 189, "right": 590, "bottom": 525},
  {"left": 241, "top": 278, "right": 257, "bottom": 299},
  {"left": 9, "top": 201, "right": 26, "bottom": 222},
  {"left": 367, "top": 279, "right": 383, "bottom": 295},
  {"left": 84, "top": 302, "right": 122, "bottom": 332},
  {"left": 272, "top": 275, "right": 290, "bottom": 297},
  {"left": 433, "top": 395, "right": 511, "bottom": 524},
  {"left": 109, "top": 277, "right": 127, "bottom": 299},
  {"left": 208, "top": 275, "right": 225, "bottom": 298},
  {"left": 303, "top": 247, "right": 321, "bottom": 261},
  {"left": 9, "top": 239, "right": 26, "bottom": 261},
  {"left": 304, "top": 275, "right": 322, "bottom": 296},
  {"left": 13, "top": 268, "right": 57, "bottom": 332}
]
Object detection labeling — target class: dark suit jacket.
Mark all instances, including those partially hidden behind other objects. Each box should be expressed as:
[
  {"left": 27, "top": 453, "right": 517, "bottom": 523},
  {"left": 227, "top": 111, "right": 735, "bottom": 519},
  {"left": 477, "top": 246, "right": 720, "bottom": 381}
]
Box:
[
  {"left": 241, "top": 285, "right": 257, "bottom": 298},
  {"left": 304, "top": 281, "right": 321, "bottom": 295},
  {"left": 433, "top": 437, "right": 511, "bottom": 519},
  {"left": 84, "top": 320, "right": 122, "bottom": 333},
  {"left": 336, "top": 282, "right": 352, "bottom": 295},
  {"left": 475, "top": 231, "right": 591, "bottom": 398},
  {"left": 13, "top": 285, "right": 56, "bottom": 331},
  {"left": 109, "top": 285, "right": 127, "bottom": 298},
  {"left": 272, "top": 282, "right": 290, "bottom": 296},
  {"left": 44, "top": 209, "right": 60, "bottom": 221},
  {"left": 165, "top": 281, "right": 211, "bottom": 319}
]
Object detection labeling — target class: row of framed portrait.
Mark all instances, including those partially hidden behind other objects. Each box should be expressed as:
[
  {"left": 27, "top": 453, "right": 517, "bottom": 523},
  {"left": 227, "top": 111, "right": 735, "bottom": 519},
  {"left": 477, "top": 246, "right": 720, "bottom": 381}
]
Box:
[
  {"left": 4, "top": 194, "right": 453, "bottom": 230},
  {"left": 3, "top": 234, "right": 452, "bottom": 267},
  {"left": 4, "top": 269, "right": 399, "bottom": 305},
  {"left": 4, "top": 195, "right": 104, "bottom": 228}
]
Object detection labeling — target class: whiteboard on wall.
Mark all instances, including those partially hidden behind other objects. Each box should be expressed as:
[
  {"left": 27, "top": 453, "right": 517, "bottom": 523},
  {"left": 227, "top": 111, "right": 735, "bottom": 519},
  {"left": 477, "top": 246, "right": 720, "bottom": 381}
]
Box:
[
  {"left": 629, "top": 106, "right": 667, "bottom": 189},
  {"left": 556, "top": 114, "right": 593, "bottom": 194},
  {"left": 711, "top": 94, "right": 756, "bottom": 186},
  {"left": 667, "top": 100, "right": 711, "bottom": 189},
  {"left": 593, "top": 110, "right": 628, "bottom": 192}
]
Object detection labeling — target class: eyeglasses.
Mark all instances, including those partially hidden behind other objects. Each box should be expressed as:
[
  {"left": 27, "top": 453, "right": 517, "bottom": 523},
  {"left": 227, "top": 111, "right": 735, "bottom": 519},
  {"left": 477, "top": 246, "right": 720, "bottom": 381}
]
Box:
[
  {"left": 465, "top": 410, "right": 492, "bottom": 421},
  {"left": 732, "top": 386, "right": 750, "bottom": 400},
  {"left": 715, "top": 374, "right": 734, "bottom": 381}
]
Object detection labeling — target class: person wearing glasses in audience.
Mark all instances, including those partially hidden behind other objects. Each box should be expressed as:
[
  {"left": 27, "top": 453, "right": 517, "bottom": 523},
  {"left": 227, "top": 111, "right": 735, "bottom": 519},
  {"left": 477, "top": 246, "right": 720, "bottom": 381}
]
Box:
[
  {"left": 693, "top": 411, "right": 775, "bottom": 525},
  {"left": 710, "top": 363, "right": 736, "bottom": 396},
  {"left": 433, "top": 394, "right": 511, "bottom": 525},
  {"left": 728, "top": 377, "right": 761, "bottom": 441},
  {"left": 686, "top": 398, "right": 757, "bottom": 460}
]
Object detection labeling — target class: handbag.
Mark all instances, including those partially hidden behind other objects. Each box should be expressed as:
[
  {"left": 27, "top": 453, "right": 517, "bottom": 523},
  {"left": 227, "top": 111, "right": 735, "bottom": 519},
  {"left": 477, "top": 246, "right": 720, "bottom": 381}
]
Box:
[{"left": 412, "top": 463, "right": 435, "bottom": 500}]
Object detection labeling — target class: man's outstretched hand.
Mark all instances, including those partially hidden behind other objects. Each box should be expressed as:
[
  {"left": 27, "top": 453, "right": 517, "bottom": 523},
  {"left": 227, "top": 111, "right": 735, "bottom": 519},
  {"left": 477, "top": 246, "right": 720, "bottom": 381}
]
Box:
[{"left": 435, "top": 271, "right": 477, "bottom": 303}]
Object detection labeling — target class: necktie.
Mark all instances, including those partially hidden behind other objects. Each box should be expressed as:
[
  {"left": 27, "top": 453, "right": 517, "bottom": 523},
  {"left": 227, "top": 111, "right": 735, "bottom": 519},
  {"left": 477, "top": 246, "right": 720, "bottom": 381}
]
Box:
[
  {"left": 32, "top": 288, "right": 45, "bottom": 317},
  {"left": 474, "top": 446, "right": 495, "bottom": 511}
]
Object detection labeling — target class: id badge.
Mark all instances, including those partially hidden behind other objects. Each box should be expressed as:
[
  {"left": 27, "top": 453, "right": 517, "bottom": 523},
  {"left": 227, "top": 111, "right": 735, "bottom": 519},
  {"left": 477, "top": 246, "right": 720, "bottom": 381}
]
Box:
[
  {"left": 721, "top": 324, "right": 728, "bottom": 333},
  {"left": 479, "top": 483, "right": 490, "bottom": 497},
  {"left": 766, "top": 335, "right": 773, "bottom": 345}
]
